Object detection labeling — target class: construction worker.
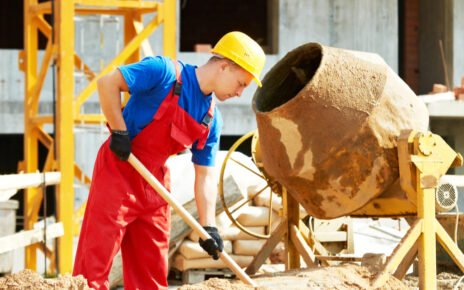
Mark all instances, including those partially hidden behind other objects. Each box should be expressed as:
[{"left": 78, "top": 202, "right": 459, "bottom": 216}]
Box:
[{"left": 73, "top": 31, "right": 266, "bottom": 290}]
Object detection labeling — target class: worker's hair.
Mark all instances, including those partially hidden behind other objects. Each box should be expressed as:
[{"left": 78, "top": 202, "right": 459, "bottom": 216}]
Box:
[{"left": 208, "top": 55, "right": 239, "bottom": 69}]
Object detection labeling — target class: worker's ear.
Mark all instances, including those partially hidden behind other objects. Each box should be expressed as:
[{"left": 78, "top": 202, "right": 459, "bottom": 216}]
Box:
[{"left": 219, "top": 60, "right": 229, "bottom": 72}]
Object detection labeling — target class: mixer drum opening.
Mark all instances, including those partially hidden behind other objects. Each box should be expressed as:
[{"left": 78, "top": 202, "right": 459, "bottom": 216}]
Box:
[
  {"left": 252, "top": 43, "right": 429, "bottom": 219},
  {"left": 254, "top": 43, "right": 322, "bottom": 113}
]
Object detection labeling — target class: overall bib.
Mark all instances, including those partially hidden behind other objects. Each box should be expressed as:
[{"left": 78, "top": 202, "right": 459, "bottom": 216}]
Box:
[{"left": 73, "top": 61, "right": 214, "bottom": 290}]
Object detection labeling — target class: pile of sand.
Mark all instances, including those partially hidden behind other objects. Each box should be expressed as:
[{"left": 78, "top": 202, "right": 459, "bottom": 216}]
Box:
[
  {"left": 179, "top": 264, "right": 408, "bottom": 290},
  {"left": 404, "top": 271, "right": 464, "bottom": 290},
  {"left": 0, "top": 270, "right": 90, "bottom": 290}
]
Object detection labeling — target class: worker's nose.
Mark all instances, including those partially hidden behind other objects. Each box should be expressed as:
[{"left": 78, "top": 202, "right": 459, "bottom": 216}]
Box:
[{"left": 236, "top": 87, "right": 244, "bottom": 97}]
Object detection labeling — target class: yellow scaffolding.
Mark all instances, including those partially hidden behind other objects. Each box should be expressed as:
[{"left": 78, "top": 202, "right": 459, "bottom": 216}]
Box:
[{"left": 20, "top": 0, "right": 176, "bottom": 274}]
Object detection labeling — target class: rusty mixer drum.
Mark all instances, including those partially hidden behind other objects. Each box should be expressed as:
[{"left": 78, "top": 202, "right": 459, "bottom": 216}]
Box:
[{"left": 252, "top": 43, "right": 429, "bottom": 219}]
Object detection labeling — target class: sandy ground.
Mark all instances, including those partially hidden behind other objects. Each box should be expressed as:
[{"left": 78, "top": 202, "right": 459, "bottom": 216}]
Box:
[
  {"left": 404, "top": 271, "right": 464, "bottom": 290},
  {"left": 0, "top": 269, "right": 90, "bottom": 290},
  {"left": 2, "top": 265, "right": 463, "bottom": 289},
  {"left": 178, "top": 264, "right": 407, "bottom": 290}
]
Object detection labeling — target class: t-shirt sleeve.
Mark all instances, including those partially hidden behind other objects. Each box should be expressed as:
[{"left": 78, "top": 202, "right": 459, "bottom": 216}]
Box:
[
  {"left": 118, "top": 56, "right": 171, "bottom": 95},
  {"left": 191, "top": 108, "right": 223, "bottom": 166}
]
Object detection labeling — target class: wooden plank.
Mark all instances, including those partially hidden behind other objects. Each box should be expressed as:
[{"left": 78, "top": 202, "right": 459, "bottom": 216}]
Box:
[
  {"left": 393, "top": 242, "right": 417, "bottom": 280},
  {"left": 316, "top": 255, "right": 363, "bottom": 262},
  {"left": 435, "top": 219, "right": 464, "bottom": 271},
  {"left": 314, "top": 231, "right": 347, "bottom": 242},
  {"left": 290, "top": 224, "right": 317, "bottom": 267},
  {"left": 245, "top": 219, "right": 287, "bottom": 275},
  {"left": 0, "top": 172, "right": 61, "bottom": 193},
  {"left": 0, "top": 222, "right": 64, "bottom": 254},
  {"left": 182, "top": 268, "right": 233, "bottom": 284},
  {"left": 298, "top": 220, "right": 335, "bottom": 266},
  {"left": 371, "top": 219, "right": 423, "bottom": 288},
  {"left": 0, "top": 189, "right": 18, "bottom": 202},
  {"left": 283, "top": 188, "right": 300, "bottom": 269}
]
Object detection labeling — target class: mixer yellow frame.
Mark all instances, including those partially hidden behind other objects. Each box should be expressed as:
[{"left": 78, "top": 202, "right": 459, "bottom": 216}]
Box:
[{"left": 220, "top": 129, "right": 464, "bottom": 289}]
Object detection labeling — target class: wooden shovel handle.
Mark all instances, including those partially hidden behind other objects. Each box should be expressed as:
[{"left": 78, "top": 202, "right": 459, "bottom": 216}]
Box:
[{"left": 127, "top": 154, "right": 257, "bottom": 287}]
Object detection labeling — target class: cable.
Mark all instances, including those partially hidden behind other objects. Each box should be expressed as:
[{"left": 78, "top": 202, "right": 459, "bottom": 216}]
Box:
[
  {"left": 308, "top": 216, "right": 316, "bottom": 252},
  {"left": 454, "top": 203, "right": 459, "bottom": 244}
]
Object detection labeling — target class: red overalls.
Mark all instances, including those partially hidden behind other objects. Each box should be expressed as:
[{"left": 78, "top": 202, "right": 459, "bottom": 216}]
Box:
[{"left": 73, "top": 61, "right": 214, "bottom": 290}]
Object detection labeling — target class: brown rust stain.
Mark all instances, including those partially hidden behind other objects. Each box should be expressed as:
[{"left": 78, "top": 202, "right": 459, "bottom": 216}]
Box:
[{"left": 253, "top": 43, "right": 428, "bottom": 219}]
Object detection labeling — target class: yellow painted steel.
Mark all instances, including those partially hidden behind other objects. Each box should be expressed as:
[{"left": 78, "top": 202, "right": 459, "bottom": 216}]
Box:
[
  {"left": 435, "top": 220, "right": 464, "bottom": 270},
  {"left": 372, "top": 130, "right": 464, "bottom": 289},
  {"left": 32, "top": 114, "right": 107, "bottom": 125},
  {"left": 75, "top": 0, "right": 159, "bottom": 9},
  {"left": 74, "top": 114, "right": 106, "bottom": 124},
  {"left": 54, "top": 0, "right": 76, "bottom": 273},
  {"left": 372, "top": 219, "right": 423, "bottom": 287},
  {"left": 74, "top": 13, "right": 164, "bottom": 112},
  {"left": 123, "top": 11, "right": 141, "bottom": 105},
  {"left": 417, "top": 188, "right": 437, "bottom": 290},
  {"left": 163, "top": 0, "right": 176, "bottom": 59},
  {"left": 73, "top": 165, "right": 92, "bottom": 236},
  {"left": 21, "top": 0, "right": 176, "bottom": 274},
  {"left": 23, "top": 0, "right": 40, "bottom": 271},
  {"left": 350, "top": 197, "right": 417, "bottom": 217},
  {"left": 30, "top": 2, "right": 52, "bottom": 14}
]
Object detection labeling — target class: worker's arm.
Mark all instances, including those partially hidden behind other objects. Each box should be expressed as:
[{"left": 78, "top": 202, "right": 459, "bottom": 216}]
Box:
[
  {"left": 97, "top": 69, "right": 129, "bottom": 131},
  {"left": 97, "top": 69, "right": 131, "bottom": 160},
  {"left": 194, "top": 163, "right": 224, "bottom": 259},
  {"left": 194, "top": 164, "right": 217, "bottom": 226}
]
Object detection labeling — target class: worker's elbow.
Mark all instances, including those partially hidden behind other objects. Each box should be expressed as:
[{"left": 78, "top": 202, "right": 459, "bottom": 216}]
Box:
[{"left": 96, "top": 74, "right": 109, "bottom": 91}]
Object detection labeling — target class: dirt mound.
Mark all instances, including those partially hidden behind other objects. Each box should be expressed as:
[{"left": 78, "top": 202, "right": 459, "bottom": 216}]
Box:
[
  {"left": 179, "top": 264, "right": 408, "bottom": 290},
  {"left": 0, "top": 270, "right": 90, "bottom": 290},
  {"left": 403, "top": 272, "right": 464, "bottom": 290}
]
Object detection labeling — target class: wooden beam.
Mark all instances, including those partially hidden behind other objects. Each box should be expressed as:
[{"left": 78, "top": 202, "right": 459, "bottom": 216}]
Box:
[
  {"left": 393, "top": 242, "right": 417, "bottom": 280},
  {"left": 0, "top": 222, "right": 64, "bottom": 254},
  {"left": 371, "top": 219, "right": 423, "bottom": 288},
  {"left": 283, "top": 188, "right": 300, "bottom": 269},
  {"left": 298, "top": 220, "right": 334, "bottom": 266},
  {"left": 290, "top": 224, "right": 317, "bottom": 267},
  {"left": 316, "top": 255, "right": 364, "bottom": 262},
  {"left": 314, "top": 231, "right": 347, "bottom": 242},
  {"left": 246, "top": 219, "right": 287, "bottom": 275},
  {"left": 0, "top": 189, "right": 18, "bottom": 202},
  {"left": 0, "top": 172, "right": 61, "bottom": 194}
]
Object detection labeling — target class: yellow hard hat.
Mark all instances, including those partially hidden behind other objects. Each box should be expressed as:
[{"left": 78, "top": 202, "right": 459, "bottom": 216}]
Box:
[{"left": 212, "top": 31, "right": 266, "bottom": 87}]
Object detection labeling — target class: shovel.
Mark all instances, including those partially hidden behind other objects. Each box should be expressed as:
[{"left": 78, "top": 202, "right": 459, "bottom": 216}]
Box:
[{"left": 127, "top": 153, "right": 257, "bottom": 287}]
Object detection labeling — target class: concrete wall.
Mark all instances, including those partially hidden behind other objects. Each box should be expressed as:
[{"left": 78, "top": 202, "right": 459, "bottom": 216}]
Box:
[
  {"left": 0, "top": 1, "right": 399, "bottom": 185},
  {"left": 0, "top": 0, "right": 399, "bottom": 135}
]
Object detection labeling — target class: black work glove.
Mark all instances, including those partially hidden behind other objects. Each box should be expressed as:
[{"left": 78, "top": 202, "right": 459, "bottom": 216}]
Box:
[
  {"left": 109, "top": 130, "right": 131, "bottom": 161},
  {"left": 199, "top": 226, "right": 224, "bottom": 260}
]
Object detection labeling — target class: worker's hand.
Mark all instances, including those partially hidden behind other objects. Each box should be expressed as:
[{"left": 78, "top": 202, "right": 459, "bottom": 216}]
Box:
[
  {"left": 199, "top": 226, "right": 224, "bottom": 260},
  {"left": 109, "top": 130, "right": 131, "bottom": 161}
]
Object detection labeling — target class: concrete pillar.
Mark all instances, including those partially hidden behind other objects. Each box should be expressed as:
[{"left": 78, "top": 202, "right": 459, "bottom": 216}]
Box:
[{"left": 419, "top": 0, "right": 454, "bottom": 94}]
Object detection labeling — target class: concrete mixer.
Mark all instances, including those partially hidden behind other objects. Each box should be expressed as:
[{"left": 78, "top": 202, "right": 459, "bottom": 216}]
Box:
[{"left": 218, "top": 43, "right": 464, "bottom": 289}]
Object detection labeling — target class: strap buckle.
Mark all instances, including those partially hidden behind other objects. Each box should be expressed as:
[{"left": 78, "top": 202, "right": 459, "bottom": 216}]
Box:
[
  {"left": 174, "top": 82, "right": 182, "bottom": 96},
  {"left": 201, "top": 114, "right": 212, "bottom": 127}
]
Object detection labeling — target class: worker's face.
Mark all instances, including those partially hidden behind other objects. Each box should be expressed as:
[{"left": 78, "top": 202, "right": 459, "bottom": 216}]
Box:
[{"left": 214, "top": 62, "right": 254, "bottom": 102}]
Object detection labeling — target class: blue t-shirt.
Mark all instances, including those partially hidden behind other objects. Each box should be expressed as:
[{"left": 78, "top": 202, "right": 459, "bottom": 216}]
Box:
[{"left": 118, "top": 56, "right": 223, "bottom": 166}]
